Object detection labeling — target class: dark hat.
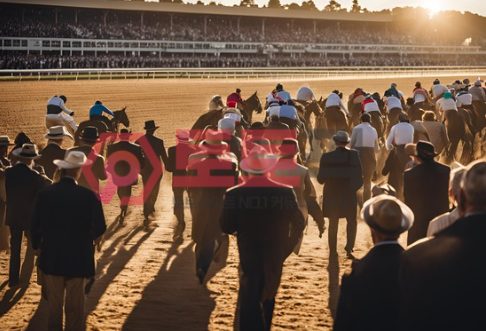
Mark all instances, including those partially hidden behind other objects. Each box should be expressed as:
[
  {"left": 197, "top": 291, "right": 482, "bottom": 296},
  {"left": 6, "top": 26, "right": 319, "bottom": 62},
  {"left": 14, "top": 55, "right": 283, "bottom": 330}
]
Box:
[
  {"left": 80, "top": 126, "right": 100, "bottom": 142},
  {"left": 12, "top": 143, "right": 41, "bottom": 159},
  {"left": 415, "top": 140, "right": 439, "bottom": 159},
  {"left": 276, "top": 83, "right": 283, "bottom": 91},
  {"left": 415, "top": 81, "right": 421, "bottom": 87},
  {"left": 95, "top": 100, "right": 102, "bottom": 105},
  {"left": 144, "top": 120, "right": 159, "bottom": 131},
  {"left": 362, "top": 195, "right": 414, "bottom": 236},
  {"left": 398, "top": 113, "right": 409, "bottom": 122},
  {"left": 360, "top": 113, "right": 371, "bottom": 123},
  {"left": 433, "top": 79, "right": 440, "bottom": 85},
  {"left": 120, "top": 128, "right": 130, "bottom": 134},
  {"left": 333, "top": 131, "right": 350, "bottom": 144},
  {"left": 0, "top": 136, "right": 15, "bottom": 146},
  {"left": 250, "top": 122, "right": 265, "bottom": 130}
]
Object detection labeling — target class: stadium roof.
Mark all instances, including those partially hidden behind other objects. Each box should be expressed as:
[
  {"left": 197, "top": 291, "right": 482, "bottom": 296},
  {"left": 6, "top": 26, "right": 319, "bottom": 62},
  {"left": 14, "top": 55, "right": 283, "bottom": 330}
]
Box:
[{"left": 2, "top": 0, "right": 393, "bottom": 23}]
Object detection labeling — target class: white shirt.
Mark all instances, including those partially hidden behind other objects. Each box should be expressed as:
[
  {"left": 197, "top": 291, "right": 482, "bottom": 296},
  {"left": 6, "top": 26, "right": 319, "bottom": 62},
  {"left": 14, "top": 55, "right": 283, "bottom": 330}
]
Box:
[
  {"left": 431, "top": 84, "right": 449, "bottom": 98},
  {"left": 386, "top": 122, "right": 414, "bottom": 150},
  {"left": 224, "top": 113, "right": 241, "bottom": 123},
  {"left": 325, "top": 93, "right": 349, "bottom": 115},
  {"left": 350, "top": 123, "right": 379, "bottom": 150},
  {"left": 267, "top": 105, "right": 281, "bottom": 119},
  {"left": 427, "top": 208, "right": 460, "bottom": 236},
  {"left": 456, "top": 93, "right": 473, "bottom": 107},
  {"left": 47, "top": 96, "right": 73, "bottom": 115},
  {"left": 385, "top": 95, "right": 402, "bottom": 110},
  {"left": 436, "top": 98, "right": 457, "bottom": 112},
  {"left": 363, "top": 100, "right": 380, "bottom": 113},
  {"left": 414, "top": 93, "right": 426, "bottom": 103},
  {"left": 296, "top": 87, "right": 316, "bottom": 102}
]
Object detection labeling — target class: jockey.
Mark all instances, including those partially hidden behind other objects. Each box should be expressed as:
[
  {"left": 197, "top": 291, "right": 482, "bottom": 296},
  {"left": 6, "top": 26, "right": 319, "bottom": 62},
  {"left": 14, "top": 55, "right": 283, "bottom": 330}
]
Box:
[
  {"left": 384, "top": 90, "right": 403, "bottom": 112},
  {"left": 413, "top": 82, "right": 433, "bottom": 105},
  {"left": 436, "top": 92, "right": 457, "bottom": 121},
  {"left": 296, "top": 86, "right": 316, "bottom": 103},
  {"left": 46, "top": 95, "right": 77, "bottom": 136},
  {"left": 456, "top": 88, "right": 473, "bottom": 110},
  {"left": 223, "top": 107, "right": 243, "bottom": 124},
  {"left": 431, "top": 79, "right": 449, "bottom": 99},
  {"left": 89, "top": 101, "right": 114, "bottom": 121},
  {"left": 326, "top": 90, "right": 350, "bottom": 118},
  {"left": 362, "top": 94, "right": 381, "bottom": 114},
  {"left": 227, "top": 88, "right": 243, "bottom": 108},
  {"left": 279, "top": 104, "right": 302, "bottom": 131},
  {"left": 452, "top": 80, "right": 465, "bottom": 93},
  {"left": 275, "top": 83, "right": 292, "bottom": 105},
  {"left": 469, "top": 79, "right": 486, "bottom": 103},
  {"left": 385, "top": 83, "right": 404, "bottom": 100},
  {"left": 265, "top": 96, "right": 281, "bottom": 123}
]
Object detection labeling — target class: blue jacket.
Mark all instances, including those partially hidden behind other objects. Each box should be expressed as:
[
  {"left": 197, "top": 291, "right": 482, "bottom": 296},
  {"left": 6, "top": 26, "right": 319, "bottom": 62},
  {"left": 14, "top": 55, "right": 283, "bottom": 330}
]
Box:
[{"left": 89, "top": 103, "right": 114, "bottom": 117}]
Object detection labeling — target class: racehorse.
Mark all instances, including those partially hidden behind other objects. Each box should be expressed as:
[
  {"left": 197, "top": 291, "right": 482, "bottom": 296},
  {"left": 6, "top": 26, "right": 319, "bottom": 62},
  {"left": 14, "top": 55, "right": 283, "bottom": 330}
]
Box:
[
  {"left": 239, "top": 91, "right": 263, "bottom": 124},
  {"left": 315, "top": 99, "right": 348, "bottom": 153},
  {"left": 74, "top": 107, "right": 130, "bottom": 146},
  {"left": 295, "top": 99, "right": 323, "bottom": 152},
  {"left": 444, "top": 108, "right": 474, "bottom": 164}
]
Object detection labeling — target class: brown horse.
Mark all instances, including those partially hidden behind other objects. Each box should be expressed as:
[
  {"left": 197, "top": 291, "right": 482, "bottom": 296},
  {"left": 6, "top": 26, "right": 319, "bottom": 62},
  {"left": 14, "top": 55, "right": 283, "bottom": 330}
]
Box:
[
  {"left": 444, "top": 108, "right": 474, "bottom": 164},
  {"left": 74, "top": 107, "right": 130, "bottom": 146},
  {"left": 297, "top": 99, "right": 323, "bottom": 152},
  {"left": 239, "top": 91, "right": 263, "bottom": 124}
]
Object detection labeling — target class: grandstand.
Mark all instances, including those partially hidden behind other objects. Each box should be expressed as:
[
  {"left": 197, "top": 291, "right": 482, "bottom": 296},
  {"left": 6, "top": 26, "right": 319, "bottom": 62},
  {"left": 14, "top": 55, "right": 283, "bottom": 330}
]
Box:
[{"left": 1, "top": 0, "right": 485, "bottom": 69}]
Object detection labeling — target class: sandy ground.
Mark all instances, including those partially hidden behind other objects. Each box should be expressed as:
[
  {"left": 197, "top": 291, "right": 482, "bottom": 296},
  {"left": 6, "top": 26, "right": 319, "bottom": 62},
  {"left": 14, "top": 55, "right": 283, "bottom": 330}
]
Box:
[{"left": 0, "top": 75, "right": 483, "bottom": 331}]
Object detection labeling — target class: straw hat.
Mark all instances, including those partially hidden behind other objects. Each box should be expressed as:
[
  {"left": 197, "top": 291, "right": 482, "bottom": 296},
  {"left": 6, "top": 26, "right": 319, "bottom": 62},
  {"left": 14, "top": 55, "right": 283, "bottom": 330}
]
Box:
[
  {"left": 0, "top": 136, "right": 15, "bottom": 146},
  {"left": 11, "top": 144, "right": 41, "bottom": 159},
  {"left": 362, "top": 195, "right": 414, "bottom": 236},
  {"left": 53, "top": 151, "right": 92, "bottom": 169},
  {"left": 45, "top": 126, "right": 73, "bottom": 140},
  {"left": 333, "top": 131, "right": 350, "bottom": 144},
  {"left": 240, "top": 145, "right": 278, "bottom": 175}
]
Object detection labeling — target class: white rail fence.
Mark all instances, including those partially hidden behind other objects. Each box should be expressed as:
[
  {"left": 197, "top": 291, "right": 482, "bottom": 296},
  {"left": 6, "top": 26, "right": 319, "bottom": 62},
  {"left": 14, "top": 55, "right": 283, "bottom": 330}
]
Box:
[{"left": 1, "top": 67, "right": 486, "bottom": 82}]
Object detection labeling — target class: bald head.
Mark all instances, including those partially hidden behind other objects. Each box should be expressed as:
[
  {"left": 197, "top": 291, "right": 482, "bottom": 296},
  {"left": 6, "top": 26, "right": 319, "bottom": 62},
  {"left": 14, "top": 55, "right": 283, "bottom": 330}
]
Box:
[{"left": 462, "top": 161, "right": 486, "bottom": 209}]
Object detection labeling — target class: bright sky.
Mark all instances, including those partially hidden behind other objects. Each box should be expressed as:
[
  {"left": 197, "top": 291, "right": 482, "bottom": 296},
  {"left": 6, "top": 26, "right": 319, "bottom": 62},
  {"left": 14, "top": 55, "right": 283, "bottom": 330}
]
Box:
[{"left": 180, "top": 0, "right": 486, "bottom": 16}]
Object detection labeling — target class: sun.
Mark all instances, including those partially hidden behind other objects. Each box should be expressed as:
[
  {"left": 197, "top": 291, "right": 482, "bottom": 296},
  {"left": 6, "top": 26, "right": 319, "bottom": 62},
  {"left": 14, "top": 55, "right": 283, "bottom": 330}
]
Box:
[{"left": 424, "top": 0, "right": 441, "bottom": 18}]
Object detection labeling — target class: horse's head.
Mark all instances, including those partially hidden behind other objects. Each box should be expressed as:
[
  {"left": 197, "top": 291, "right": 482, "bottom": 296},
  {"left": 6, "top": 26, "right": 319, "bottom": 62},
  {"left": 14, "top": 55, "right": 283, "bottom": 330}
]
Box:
[
  {"left": 114, "top": 107, "right": 130, "bottom": 128},
  {"left": 246, "top": 91, "right": 262, "bottom": 114},
  {"left": 209, "top": 95, "right": 224, "bottom": 111},
  {"left": 307, "top": 100, "right": 323, "bottom": 117}
]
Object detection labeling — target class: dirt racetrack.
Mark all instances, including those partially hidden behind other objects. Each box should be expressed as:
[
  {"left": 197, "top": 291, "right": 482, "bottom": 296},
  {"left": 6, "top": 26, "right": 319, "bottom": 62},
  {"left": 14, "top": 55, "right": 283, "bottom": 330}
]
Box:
[{"left": 0, "top": 75, "right": 483, "bottom": 330}]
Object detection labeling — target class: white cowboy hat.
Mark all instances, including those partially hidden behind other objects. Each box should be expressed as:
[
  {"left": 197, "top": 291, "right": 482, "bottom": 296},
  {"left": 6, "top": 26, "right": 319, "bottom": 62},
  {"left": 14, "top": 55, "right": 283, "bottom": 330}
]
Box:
[
  {"left": 176, "top": 130, "right": 192, "bottom": 144},
  {"left": 240, "top": 145, "right": 278, "bottom": 175},
  {"left": 198, "top": 130, "right": 228, "bottom": 154},
  {"left": 53, "top": 151, "right": 92, "bottom": 169},
  {"left": 45, "top": 126, "right": 73, "bottom": 140},
  {"left": 12, "top": 144, "right": 41, "bottom": 159},
  {"left": 362, "top": 195, "right": 414, "bottom": 236}
]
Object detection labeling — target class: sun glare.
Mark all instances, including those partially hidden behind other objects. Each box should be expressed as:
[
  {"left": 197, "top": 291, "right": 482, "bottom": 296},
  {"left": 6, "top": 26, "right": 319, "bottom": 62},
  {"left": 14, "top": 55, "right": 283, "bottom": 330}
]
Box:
[{"left": 425, "top": 0, "right": 441, "bottom": 19}]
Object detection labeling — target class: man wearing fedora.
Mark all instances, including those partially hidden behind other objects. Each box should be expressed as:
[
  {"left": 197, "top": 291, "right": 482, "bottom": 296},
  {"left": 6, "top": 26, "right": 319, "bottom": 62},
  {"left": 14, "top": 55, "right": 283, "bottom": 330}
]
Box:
[
  {"left": 273, "top": 138, "right": 325, "bottom": 254},
  {"left": 317, "top": 131, "right": 363, "bottom": 258},
  {"left": 220, "top": 145, "right": 305, "bottom": 331},
  {"left": 68, "top": 127, "right": 107, "bottom": 195},
  {"left": 31, "top": 151, "right": 106, "bottom": 331},
  {"left": 334, "top": 195, "right": 414, "bottom": 331},
  {"left": 400, "top": 161, "right": 486, "bottom": 329},
  {"left": 166, "top": 130, "right": 195, "bottom": 240},
  {"left": 187, "top": 130, "right": 238, "bottom": 283},
  {"left": 136, "top": 120, "right": 168, "bottom": 226},
  {"left": 0, "top": 136, "right": 14, "bottom": 253},
  {"left": 107, "top": 129, "right": 145, "bottom": 223},
  {"left": 5, "top": 144, "right": 52, "bottom": 287},
  {"left": 37, "top": 126, "right": 73, "bottom": 180},
  {"left": 404, "top": 140, "right": 450, "bottom": 245}
]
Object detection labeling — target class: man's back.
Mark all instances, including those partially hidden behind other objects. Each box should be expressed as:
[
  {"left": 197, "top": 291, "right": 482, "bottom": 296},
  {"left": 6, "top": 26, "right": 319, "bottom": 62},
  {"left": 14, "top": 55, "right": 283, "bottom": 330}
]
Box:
[
  {"left": 107, "top": 140, "right": 145, "bottom": 184},
  {"left": 138, "top": 134, "right": 167, "bottom": 177},
  {"left": 31, "top": 178, "right": 106, "bottom": 278},
  {"left": 69, "top": 145, "right": 106, "bottom": 192},
  {"left": 400, "top": 214, "right": 486, "bottom": 330},
  {"left": 37, "top": 144, "right": 66, "bottom": 179}
]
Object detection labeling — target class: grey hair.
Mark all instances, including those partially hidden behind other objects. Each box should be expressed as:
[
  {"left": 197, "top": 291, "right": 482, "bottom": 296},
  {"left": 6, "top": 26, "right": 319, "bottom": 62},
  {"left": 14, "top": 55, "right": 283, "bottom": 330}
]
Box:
[
  {"left": 462, "top": 161, "right": 486, "bottom": 206},
  {"left": 450, "top": 167, "right": 466, "bottom": 200}
]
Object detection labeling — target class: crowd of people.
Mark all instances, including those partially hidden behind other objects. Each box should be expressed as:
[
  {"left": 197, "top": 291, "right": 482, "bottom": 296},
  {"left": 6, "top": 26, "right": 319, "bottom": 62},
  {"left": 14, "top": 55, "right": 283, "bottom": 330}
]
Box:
[
  {"left": 0, "top": 79, "right": 485, "bottom": 330},
  {"left": 2, "top": 53, "right": 485, "bottom": 70}
]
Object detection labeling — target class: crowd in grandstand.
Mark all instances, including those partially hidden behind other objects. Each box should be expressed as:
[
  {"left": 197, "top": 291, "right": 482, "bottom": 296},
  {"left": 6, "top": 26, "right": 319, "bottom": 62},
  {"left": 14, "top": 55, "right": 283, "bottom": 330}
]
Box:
[{"left": 1, "top": 53, "right": 484, "bottom": 70}]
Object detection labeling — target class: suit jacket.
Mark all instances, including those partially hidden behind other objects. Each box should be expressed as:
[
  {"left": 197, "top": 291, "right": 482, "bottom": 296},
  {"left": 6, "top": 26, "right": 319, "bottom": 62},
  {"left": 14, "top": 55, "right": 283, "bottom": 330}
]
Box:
[
  {"left": 422, "top": 121, "right": 449, "bottom": 155},
  {"left": 166, "top": 143, "right": 196, "bottom": 188},
  {"left": 400, "top": 213, "right": 486, "bottom": 330},
  {"left": 335, "top": 243, "right": 404, "bottom": 331},
  {"left": 31, "top": 177, "right": 106, "bottom": 278},
  {"left": 317, "top": 147, "right": 363, "bottom": 218},
  {"left": 220, "top": 177, "right": 305, "bottom": 300},
  {"left": 5, "top": 163, "right": 51, "bottom": 229},
  {"left": 69, "top": 145, "right": 107, "bottom": 194},
  {"left": 107, "top": 140, "right": 145, "bottom": 187},
  {"left": 136, "top": 133, "right": 168, "bottom": 181},
  {"left": 37, "top": 143, "right": 66, "bottom": 180},
  {"left": 404, "top": 161, "right": 450, "bottom": 245},
  {"left": 187, "top": 151, "right": 238, "bottom": 244}
]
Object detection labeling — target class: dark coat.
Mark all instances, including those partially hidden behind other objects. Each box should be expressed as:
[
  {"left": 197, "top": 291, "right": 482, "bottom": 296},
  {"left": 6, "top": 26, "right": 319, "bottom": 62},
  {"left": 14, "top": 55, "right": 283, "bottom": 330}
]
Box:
[
  {"left": 107, "top": 140, "right": 145, "bottom": 187},
  {"left": 317, "top": 147, "right": 363, "bottom": 218},
  {"left": 5, "top": 163, "right": 51, "bottom": 229},
  {"left": 37, "top": 143, "right": 66, "bottom": 180},
  {"left": 166, "top": 143, "right": 196, "bottom": 188},
  {"left": 335, "top": 243, "right": 404, "bottom": 331},
  {"left": 31, "top": 177, "right": 106, "bottom": 278},
  {"left": 136, "top": 133, "right": 168, "bottom": 181},
  {"left": 400, "top": 213, "right": 486, "bottom": 330},
  {"left": 220, "top": 177, "right": 306, "bottom": 298},
  {"left": 69, "top": 145, "right": 107, "bottom": 194},
  {"left": 187, "top": 151, "right": 238, "bottom": 244},
  {"left": 403, "top": 161, "right": 450, "bottom": 245}
]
